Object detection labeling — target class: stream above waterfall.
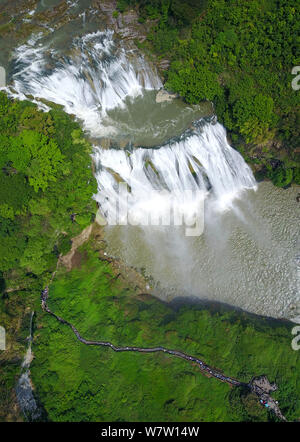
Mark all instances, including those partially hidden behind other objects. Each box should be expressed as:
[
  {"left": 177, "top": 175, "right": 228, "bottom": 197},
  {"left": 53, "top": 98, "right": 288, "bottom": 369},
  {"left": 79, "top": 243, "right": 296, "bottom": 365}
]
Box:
[{"left": 1, "top": 0, "right": 299, "bottom": 322}]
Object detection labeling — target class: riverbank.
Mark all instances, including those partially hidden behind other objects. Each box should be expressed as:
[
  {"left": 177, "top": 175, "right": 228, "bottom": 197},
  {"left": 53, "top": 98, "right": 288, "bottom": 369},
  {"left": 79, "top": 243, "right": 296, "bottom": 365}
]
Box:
[
  {"left": 41, "top": 255, "right": 288, "bottom": 421},
  {"left": 29, "top": 224, "right": 300, "bottom": 422},
  {"left": 1, "top": 216, "right": 299, "bottom": 421}
]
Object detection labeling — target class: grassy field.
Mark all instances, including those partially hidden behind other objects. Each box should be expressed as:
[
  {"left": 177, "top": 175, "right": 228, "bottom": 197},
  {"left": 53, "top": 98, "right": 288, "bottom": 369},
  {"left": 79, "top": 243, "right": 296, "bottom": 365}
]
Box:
[{"left": 30, "top": 235, "right": 300, "bottom": 422}]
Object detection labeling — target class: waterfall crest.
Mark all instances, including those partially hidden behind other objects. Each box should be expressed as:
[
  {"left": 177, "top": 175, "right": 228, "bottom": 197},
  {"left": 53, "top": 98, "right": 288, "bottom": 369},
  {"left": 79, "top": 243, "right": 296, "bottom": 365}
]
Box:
[
  {"left": 10, "top": 28, "right": 256, "bottom": 218},
  {"left": 11, "top": 30, "right": 162, "bottom": 136},
  {"left": 94, "top": 120, "right": 257, "bottom": 223}
]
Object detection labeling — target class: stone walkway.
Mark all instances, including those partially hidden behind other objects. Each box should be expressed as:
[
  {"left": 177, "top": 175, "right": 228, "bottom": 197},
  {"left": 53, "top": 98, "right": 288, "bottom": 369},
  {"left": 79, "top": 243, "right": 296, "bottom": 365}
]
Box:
[{"left": 41, "top": 286, "right": 287, "bottom": 421}]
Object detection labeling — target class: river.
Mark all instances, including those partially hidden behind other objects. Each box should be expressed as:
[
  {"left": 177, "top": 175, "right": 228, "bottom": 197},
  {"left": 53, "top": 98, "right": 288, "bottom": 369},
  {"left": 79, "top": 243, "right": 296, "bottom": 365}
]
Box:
[{"left": 1, "top": 0, "right": 299, "bottom": 322}]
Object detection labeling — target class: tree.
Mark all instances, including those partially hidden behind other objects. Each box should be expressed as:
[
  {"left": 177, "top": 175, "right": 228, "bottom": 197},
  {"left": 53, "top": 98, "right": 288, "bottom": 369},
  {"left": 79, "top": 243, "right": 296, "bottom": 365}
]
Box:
[
  {"left": 267, "top": 166, "right": 293, "bottom": 187},
  {"left": 7, "top": 130, "right": 67, "bottom": 192},
  {"left": 166, "top": 62, "right": 222, "bottom": 103}
]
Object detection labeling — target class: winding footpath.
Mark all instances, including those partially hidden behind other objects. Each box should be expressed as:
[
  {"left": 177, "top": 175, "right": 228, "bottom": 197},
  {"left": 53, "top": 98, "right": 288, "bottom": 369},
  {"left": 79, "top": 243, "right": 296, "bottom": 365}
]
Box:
[{"left": 41, "top": 286, "right": 287, "bottom": 421}]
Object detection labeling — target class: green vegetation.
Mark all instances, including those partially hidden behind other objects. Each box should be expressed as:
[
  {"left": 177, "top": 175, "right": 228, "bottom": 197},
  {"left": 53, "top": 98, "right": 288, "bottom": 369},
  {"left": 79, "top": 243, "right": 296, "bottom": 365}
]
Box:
[
  {"left": 119, "top": 0, "right": 300, "bottom": 186},
  {"left": 0, "top": 91, "right": 97, "bottom": 421},
  {"left": 0, "top": 92, "right": 97, "bottom": 290},
  {"left": 31, "top": 238, "right": 299, "bottom": 422}
]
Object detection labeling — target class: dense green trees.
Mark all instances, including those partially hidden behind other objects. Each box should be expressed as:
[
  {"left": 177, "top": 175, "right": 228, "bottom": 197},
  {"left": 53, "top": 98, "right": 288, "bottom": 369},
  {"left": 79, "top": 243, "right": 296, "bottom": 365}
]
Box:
[
  {"left": 166, "top": 62, "right": 222, "bottom": 103},
  {"left": 117, "top": 0, "right": 207, "bottom": 24},
  {"left": 5, "top": 130, "right": 66, "bottom": 193},
  {"left": 0, "top": 92, "right": 97, "bottom": 288}
]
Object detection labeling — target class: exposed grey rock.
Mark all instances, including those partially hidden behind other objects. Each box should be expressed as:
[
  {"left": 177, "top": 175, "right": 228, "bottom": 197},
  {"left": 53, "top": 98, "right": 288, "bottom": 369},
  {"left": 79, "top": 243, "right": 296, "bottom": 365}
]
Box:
[
  {"left": 156, "top": 89, "right": 177, "bottom": 103},
  {"left": 16, "top": 371, "right": 41, "bottom": 421}
]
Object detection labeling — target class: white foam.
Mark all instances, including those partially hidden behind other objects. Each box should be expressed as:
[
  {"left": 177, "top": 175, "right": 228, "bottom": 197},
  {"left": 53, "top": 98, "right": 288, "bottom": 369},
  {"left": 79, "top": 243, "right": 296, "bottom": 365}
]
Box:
[
  {"left": 11, "top": 30, "right": 162, "bottom": 136},
  {"left": 93, "top": 121, "right": 257, "bottom": 224}
]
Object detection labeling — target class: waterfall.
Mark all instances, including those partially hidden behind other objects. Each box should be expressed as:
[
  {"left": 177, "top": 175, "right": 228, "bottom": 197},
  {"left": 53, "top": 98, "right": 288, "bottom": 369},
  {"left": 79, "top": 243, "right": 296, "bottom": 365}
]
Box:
[
  {"left": 93, "top": 120, "right": 257, "bottom": 226},
  {"left": 10, "top": 27, "right": 256, "bottom": 226},
  {"left": 16, "top": 312, "right": 42, "bottom": 421},
  {"left": 11, "top": 30, "right": 162, "bottom": 137}
]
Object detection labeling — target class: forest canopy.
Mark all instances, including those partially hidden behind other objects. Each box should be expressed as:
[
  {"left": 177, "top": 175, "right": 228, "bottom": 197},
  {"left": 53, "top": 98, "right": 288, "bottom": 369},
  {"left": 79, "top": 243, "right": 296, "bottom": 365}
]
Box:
[{"left": 0, "top": 92, "right": 97, "bottom": 289}]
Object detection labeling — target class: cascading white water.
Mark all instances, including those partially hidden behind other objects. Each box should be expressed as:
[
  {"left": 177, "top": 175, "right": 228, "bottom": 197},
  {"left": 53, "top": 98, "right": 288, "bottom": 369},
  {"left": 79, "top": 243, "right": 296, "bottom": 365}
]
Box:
[
  {"left": 11, "top": 30, "right": 162, "bottom": 136},
  {"left": 93, "top": 120, "right": 257, "bottom": 226},
  {"left": 11, "top": 27, "right": 256, "bottom": 217}
]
